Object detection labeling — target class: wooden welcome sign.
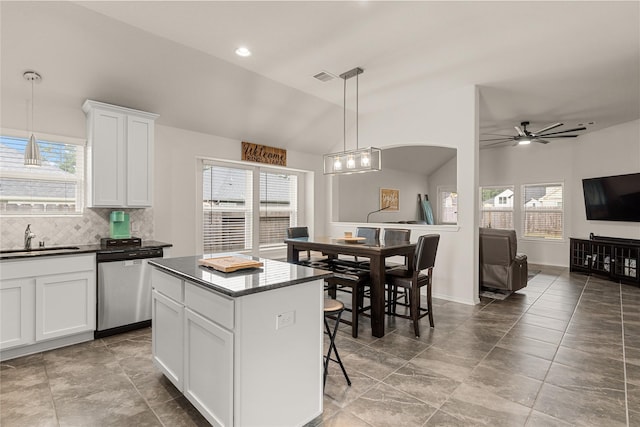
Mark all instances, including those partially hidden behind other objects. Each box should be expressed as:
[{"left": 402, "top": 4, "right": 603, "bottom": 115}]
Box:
[{"left": 242, "top": 141, "right": 287, "bottom": 166}]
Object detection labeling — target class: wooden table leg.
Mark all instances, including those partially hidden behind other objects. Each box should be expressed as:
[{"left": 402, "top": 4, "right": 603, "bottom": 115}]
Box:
[
  {"left": 287, "top": 244, "right": 299, "bottom": 263},
  {"left": 369, "top": 255, "right": 386, "bottom": 338}
]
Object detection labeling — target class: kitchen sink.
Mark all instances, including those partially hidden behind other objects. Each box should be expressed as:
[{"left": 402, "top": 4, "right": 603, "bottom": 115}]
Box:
[{"left": 0, "top": 246, "right": 81, "bottom": 255}]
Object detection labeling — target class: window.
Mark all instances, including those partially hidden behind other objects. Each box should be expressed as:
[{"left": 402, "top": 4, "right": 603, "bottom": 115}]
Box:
[
  {"left": 479, "top": 186, "right": 514, "bottom": 229},
  {"left": 202, "top": 161, "right": 301, "bottom": 254},
  {"left": 0, "top": 134, "right": 85, "bottom": 215},
  {"left": 522, "top": 183, "right": 563, "bottom": 239},
  {"left": 203, "top": 164, "right": 253, "bottom": 253},
  {"left": 438, "top": 187, "right": 457, "bottom": 224},
  {"left": 259, "top": 171, "right": 298, "bottom": 246}
]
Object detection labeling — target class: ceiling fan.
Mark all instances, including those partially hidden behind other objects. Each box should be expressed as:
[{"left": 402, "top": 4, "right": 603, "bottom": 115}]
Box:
[{"left": 481, "top": 121, "right": 586, "bottom": 146}]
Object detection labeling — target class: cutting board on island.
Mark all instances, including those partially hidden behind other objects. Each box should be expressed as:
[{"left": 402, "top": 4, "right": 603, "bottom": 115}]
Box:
[{"left": 198, "top": 256, "right": 264, "bottom": 273}]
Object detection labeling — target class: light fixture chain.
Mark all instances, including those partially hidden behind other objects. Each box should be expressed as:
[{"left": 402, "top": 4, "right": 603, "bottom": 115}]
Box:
[
  {"left": 343, "top": 76, "right": 346, "bottom": 153},
  {"left": 356, "top": 71, "right": 359, "bottom": 150}
]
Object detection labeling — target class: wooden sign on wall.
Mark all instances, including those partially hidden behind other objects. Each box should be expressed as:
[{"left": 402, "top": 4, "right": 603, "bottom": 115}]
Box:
[
  {"left": 242, "top": 141, "right": 287, "bottom": 166},
  {"left": 380, "top": 188, "right": 400, "bottom": 211}
]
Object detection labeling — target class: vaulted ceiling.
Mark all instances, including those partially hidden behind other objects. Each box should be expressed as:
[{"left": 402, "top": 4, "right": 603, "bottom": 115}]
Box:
[{"left": 1, "top": 1, "right": 638, "bottom": 156}]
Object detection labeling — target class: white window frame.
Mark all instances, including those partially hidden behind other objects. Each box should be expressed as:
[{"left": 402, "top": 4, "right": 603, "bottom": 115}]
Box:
[
  {"left": 0, "top": 129, "right": 86, "bottom": 217},
  {"left": 479, "top": 185, "right": 515, "bottom": 230},
  {"left": 437, "top": 186, "right": 458, "bottom": 225},
  {"left": 197, "top": 158, "right": 306, "bottom": 256},
  {"left": 521, "top": 182, "right": 564, "bottom": 241}
]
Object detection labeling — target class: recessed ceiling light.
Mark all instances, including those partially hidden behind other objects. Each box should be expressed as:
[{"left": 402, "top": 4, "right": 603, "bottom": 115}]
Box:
[{"left": 235, "top": 47, "right": 251, "bottom": 57}]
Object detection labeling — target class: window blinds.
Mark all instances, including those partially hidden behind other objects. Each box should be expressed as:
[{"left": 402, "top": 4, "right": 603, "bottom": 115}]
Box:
[{"left": 0, "top": 135, "right": 85, "bottom": 215}]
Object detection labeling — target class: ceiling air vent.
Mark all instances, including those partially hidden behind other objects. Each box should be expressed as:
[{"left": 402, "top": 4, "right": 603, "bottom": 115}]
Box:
[{"left": 313, "top": 70, "right": 337, "bottom": 82}]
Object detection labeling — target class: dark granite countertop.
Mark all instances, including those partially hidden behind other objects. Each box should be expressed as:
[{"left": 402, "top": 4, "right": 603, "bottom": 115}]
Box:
[
  {"left": 149, "top": 254, "right": 332, "bottom": 298},
  {"left": 0, "top": 240, "right": 172, "bottom": 260}
]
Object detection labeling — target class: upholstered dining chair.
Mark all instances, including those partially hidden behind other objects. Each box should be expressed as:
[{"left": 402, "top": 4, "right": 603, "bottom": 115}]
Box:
[
  {"left": 324, "top": 262, "right": 371, "bottom": 338},
  {"left": 356, "top": 226, "right": 380, "bottom": 243},
  {"left": 286, "top": 226, "right": 311, "bottom": 261},
  {"left": 383, "top": 228, "right": 411, "bottom": 310},
  {"left": 386, "top": 234, "right": 440, "bottom": 337}
]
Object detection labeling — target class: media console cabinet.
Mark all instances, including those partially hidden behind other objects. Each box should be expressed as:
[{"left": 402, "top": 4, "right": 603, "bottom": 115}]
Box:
[{"left": 570, "top": 236, "right": 640, "bottom": 285}]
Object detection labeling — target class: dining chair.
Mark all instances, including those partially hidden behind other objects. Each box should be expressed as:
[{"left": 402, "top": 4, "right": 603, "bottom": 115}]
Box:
[
  {"left": 324, "top": 262, "right": 371, "bottom": 338},
  {"left": 286, "top": 226, "right": 312, "bottom": 261},
  {"left": 383, "top": 228, "right": 411, "bottom": 310},
  {"left": 356, "top": 226, "right": 380, "bottom": 242},
  {"left": 386, "top": 234, "right": 440, "bottom": 337}
]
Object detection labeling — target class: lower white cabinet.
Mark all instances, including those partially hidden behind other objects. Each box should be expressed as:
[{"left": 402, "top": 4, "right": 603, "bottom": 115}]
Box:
[
  {"left": 35, "top": 271, "right": 95, "bottom": 341},
  {"left": 0, "top": 278, "right": 35, "bottom": 349},
  {"left": 0, "top": 254, "right": 96, "bottom": 361},
  {"left": 184, "top": 308, "right": 233, "bottom": 427},
  {"left": 152, "top": 289, "right": 184, "bottom": 389}
]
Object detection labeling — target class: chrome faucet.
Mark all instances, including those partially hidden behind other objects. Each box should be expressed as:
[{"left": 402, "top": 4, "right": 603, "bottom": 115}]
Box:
[{"left": 24, "top": 224, "right": 36, "bottom": 250}]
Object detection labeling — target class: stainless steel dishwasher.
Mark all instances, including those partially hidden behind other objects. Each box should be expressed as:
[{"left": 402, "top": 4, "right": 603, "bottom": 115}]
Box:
[{"left": 96, "top": 247, "right": 164, "bottom": 338}]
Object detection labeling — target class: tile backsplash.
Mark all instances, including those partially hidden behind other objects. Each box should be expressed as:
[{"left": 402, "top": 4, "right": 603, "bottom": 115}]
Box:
[{"left": 0, "top": 208, "right": 154, "bottom": 249}]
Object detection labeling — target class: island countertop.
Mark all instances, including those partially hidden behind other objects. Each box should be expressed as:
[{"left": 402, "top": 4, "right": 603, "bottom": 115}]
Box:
[{"left": 148, "top": 254, "right": 332, "bottom": 298}]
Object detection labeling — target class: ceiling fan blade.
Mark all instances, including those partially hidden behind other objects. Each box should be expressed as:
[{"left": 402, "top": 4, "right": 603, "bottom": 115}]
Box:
[
  {"left": 482, "top": 133, "right": 513, "bottom": 137},
  {"left": 514, "top": 126, "right": 525, "bottom": 136},
  {"left": 480, "top": 137, "right": 514, "bottom": 142},
  {"left": 538, "top": 134, "right": 580, "bottom": 138},
  {"left": 534, "top": 139, "right": 550, "bottom": 144},
  {"left": 539, "top": 126, "right": 587, "bottom": 136},
  {"left": 484, "top": 140, "right": 512, "bottom": 147},
  {"left": 532, "top": 122, "right": 562, "bottom": 135}
]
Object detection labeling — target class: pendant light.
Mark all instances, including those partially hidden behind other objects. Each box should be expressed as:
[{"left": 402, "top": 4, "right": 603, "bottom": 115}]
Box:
[
  {"left": 323, "top": 67, "right": 381, "bottom": 175},
  {"left": 23, "top": 71, "right": 42, "bottom": 166}
]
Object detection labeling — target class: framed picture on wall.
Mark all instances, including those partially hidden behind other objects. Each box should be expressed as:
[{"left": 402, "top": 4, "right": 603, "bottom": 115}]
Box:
[{"left": 380, "top": 188, "right": 399, "bottom": 211}]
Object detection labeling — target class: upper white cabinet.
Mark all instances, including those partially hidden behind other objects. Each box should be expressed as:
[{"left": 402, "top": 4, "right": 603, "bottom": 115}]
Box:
[{"left": 83, "top": 100, "right": 159, "bottom": 208}]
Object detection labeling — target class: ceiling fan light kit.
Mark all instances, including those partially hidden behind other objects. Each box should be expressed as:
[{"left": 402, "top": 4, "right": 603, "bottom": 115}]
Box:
[{"left": 481, "top": 120, "right": 587, "bottom": 147}]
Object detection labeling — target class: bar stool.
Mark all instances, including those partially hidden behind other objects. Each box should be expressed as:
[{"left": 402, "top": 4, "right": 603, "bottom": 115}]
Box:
[{"left": 323, "top": 299, "right": 351, "bottom": 388}]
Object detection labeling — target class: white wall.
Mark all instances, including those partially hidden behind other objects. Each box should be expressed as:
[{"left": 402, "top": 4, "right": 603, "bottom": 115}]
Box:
[
  {"left": 334, "top": 169, "right": 427, "bottom": 223},
  {"left": 329, "top": 85, "right": 479, "bottom": 305},
  {"left": 571, "top": 119, "right": 640, "bottom": 239},
  {"left": 479, "top": 119, "right": 640, "bottom": 266},
  {"left": 153, "top": 124, "right": 325, "bottom": 257}
]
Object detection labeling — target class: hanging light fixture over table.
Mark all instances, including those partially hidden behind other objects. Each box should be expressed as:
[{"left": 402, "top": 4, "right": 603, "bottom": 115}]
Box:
[
  {"left": 323, "top": 67, "right": 381, "bottom": 175},
  {"left": 23, "top": 70, "right": 42, "bottom": 166}
]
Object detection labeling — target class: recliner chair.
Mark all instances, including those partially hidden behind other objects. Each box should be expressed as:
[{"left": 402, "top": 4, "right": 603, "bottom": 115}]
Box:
[{"left": 479, "top": 228, "right": 528, "bottom": 292}]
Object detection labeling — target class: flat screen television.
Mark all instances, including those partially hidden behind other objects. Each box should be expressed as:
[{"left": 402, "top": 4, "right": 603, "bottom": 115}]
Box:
[{"left": 582, "top": 172, "right": 640, "bottom": 222}]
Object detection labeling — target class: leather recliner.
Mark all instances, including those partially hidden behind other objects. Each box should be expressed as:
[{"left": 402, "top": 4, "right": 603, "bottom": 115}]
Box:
[{"left": 479, "top": 228, "right": 528, "bottom": 292}]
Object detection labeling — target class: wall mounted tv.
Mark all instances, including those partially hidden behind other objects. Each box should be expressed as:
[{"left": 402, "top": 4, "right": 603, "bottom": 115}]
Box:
[{"left": 582, "top": 172, "right": 640, "bottom": 222}]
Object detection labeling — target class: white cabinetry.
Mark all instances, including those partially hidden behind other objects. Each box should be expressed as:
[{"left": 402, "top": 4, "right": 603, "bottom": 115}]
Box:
[
  {"left": 83, "top": 100, "right": 158, "bottom": 208},
  {"left": 35, "top": 271, "right": 95, "bottom": 341},
  {"left": 0, "top": 278, "right": 35, "bottom": 349},
  {"left": 152, "top": 288, "right": 184, "bottom": 389},
  {"left": 184, "top": 308, "right": 234, "bottom": 427},
  {"left": 0, "top": 254, "right": 96, "bottom": 361},
  {"left": 151, "top": 267, "right": 323, "bottom": 427}
]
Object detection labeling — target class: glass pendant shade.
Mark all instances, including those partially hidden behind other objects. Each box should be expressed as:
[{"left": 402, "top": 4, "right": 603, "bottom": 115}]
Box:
[
  {"left": 24, "top": 134, "right": 41, "bottom": 166},
  {"left": 323, "top": 147, "right": 381, "bottom": 174}
]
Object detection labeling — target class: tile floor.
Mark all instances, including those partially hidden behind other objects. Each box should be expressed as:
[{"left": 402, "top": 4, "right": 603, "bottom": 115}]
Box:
[{"left": 1, "top": 264, "right": 638, "bottom": 426}]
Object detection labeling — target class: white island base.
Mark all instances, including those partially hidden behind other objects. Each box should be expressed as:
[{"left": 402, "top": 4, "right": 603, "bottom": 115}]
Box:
[{"left": 151, "top": 266, "right": 324, "bottom": 427}]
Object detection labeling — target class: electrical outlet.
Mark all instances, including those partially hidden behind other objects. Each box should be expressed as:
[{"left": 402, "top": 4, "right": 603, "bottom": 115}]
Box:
[{"left": 276, "top": 311, "right": 295, "bottom": 330}]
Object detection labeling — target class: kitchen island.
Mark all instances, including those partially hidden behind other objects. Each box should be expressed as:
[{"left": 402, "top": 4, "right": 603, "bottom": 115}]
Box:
[{"left": 148, "top": 255, "right": 331, "bottom": 427}]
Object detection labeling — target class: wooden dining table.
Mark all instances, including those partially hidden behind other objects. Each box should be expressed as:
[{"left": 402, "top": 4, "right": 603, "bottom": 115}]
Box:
[{"left": 285, "top": 236, "right": 416, "bottom": 338}]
